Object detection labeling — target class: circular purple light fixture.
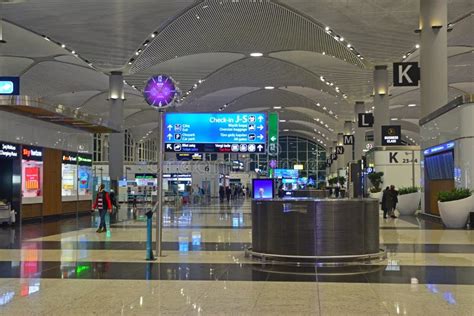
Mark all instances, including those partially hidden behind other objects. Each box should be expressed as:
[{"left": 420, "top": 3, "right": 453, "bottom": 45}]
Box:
[{"left": 143, "top": 75, "right": 177, "bottom": 107}]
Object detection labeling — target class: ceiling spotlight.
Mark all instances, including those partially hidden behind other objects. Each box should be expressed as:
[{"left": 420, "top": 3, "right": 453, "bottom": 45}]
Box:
[
  {"left": 316, "top": 103, "right": 320, "bottom": 106},
  {"left": 339, "top": 37, "right": 344, "bottom": 41},
  {"left": 273, "top": 106, "right": 282, "bottom": 109},
  {"left": 403, "top": 55, "right": 407, "bottom": 59},
  {"left": 415, "top": 44, "right": 420, "bottom": 49},
  {"left": 325, "top": 26, "right": 330, "bottom": 31},
  {"left": 71, "top": 50, "right": 76, "bottom": 54},
  {"left": 61, "top": 44, "right": 66, "bottom": 48},
  {"left": 283, "top": 129, "right": 289, "bottom": 132},
  {"left": 223, "top": 104, "right": 228, "bottom": 108},
  {"left": 347, "top": 44, "right": 351, "bottom": 48},
  {"left": 391, "top": 118, "right": 399, "bottom": 121},
  {"left": 265, "top": 86, "right": 275, "bottom": 90},
  {"left": 322, "top": 51, "right": 326, "bottom": 55},
  {"left": 408, "top": 103, "right": 416, "bottom": 107},
  {"left": 250, "top": 52, "right": 263, "bottom": 57},
  {"left": 151, "top": 32, "right": 157, "bottom": 38}
]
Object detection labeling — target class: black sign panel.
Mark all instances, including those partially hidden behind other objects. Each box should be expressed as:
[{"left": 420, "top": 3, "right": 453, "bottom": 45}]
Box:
[
  {"left": 336, "top": 146, "right": 344, "bottom": 155},
  {"left": 78, "top": 153, "right": 93, "bottom": 166},
  {"left": 382, "top": 125, "right": 402, "bottom": 146},
  {"left": 62, "top": 151, "right": 78, "bottom": 164},
  {"left": 343, "top": 135, "right": 354, "bottom": 145},
  {"left": 0, "top": 142, "right": 20, "bottom": 159},
  {"left": 393, "top": 62, "right": 420, "bottom": 87},
  {"left": 331, "top": 153, "right": 337, "bottom": 161},
  {"left": 0, "top": 76, "right": 20, "bottom": 95},
  {"left": 358, "top": 113, "right": 374, "bottom": 128},
  {"left": 22, "top": 145, "right": 43, "bottom": 162},
  {"left": 326, "top": 158, "right": 332, "bottom": 167}
]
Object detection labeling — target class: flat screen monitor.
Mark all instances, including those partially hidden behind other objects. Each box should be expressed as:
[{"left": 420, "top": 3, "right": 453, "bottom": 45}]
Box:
[
  {"left": 425, "top": 151, "right": 454, "bottom": 180},
  {"left": 252, "top": 179, "right": 274, "bottom": 199}
]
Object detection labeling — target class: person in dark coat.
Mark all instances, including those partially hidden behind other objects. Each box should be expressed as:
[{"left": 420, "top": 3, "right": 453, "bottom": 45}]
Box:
[
  {"left": 219, "top": 185, "right": 225, "bottom": 203},
  {"left": 390, "top": 185, "right": 398, "bottom": 218},
  {"left": 225, "top": 186, "right": 231, "bottom": 203},
  {"left": 381, "top": 186, "right": 391, "bottom": 219}
]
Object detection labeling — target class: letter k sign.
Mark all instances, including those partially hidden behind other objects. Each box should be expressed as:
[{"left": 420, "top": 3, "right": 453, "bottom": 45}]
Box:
[{"left": 389, "top": 152, "right": 399, "bottom": 163}]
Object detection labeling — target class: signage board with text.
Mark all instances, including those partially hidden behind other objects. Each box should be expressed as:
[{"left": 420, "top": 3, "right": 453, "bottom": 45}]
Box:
[
  {"left": 381, "top": 125, "right": 401, "bottom": 146},
  {"left": 164, "top": 113, "right": 267, "bottom": 153}
]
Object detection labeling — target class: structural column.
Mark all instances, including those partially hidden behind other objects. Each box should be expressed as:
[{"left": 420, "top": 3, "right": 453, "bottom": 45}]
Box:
[
  {"left": 343, "top": 121, "right": 353, "bottom": 163},
  {"left": 420, "top": 0, "right": 448, "bottom": 117},
  {"left": 354, "top": 101, "right": 366, "bottom": 161},
  {"left": 108, "top": 71, "right": 125, "bottom": 183},
  {"left": 373, "top": 65, "right": 389, "bottom": 146},
  {"left": 336, "top": 133, "right": 345, "bottom": 177}
]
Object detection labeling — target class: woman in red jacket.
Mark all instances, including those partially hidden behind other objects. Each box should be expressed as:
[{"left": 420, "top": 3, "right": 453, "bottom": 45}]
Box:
[{"left": 93, "top": 184, "right": 112, "bottom": 233}]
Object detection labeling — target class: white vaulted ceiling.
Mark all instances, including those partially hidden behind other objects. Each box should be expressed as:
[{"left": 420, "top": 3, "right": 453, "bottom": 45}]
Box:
[{"left": 2, "top": 0, "right": 473, "bottom": 147}]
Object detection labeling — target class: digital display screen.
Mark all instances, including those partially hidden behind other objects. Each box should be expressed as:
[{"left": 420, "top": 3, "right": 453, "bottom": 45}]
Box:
[
  {"left": 252, "top": 179, "right": 274, "bottom": 199},
  {"left": 425, "top": 151, "right": 454, "bottom": 180},
  {"left": 273, "top": 169, "right": 299, "bottom": 178}
]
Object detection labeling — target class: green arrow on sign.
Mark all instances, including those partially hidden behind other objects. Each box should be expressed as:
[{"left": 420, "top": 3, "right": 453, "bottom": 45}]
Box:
[{"left": 268, "top": 112, "right": 279, "bottom": 156}]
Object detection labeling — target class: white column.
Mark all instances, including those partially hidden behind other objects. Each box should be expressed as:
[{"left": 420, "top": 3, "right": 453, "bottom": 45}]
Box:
[
  {"left": 373, "top": 65, "right": 389, "bottom": 147},
  {"left": 420, "top": 0, "right": 448, "bottom": 117},
  {"left": 343, "top": 121, "right": 353, "bottom": 163},
  {"left": 354, "top": 101, "right": 366, "bottom": 161},
  {"left": 108, "top": 71, "right": 125, "bottom": 182}
]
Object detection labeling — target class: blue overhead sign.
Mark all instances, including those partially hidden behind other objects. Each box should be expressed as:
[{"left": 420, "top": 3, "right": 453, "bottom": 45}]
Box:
[
  {"left": 0, "top": 77, "right": 20, "bottom": 95},
  {"left": 164, "top": 113, "right": 267, "bottom": 153},
  {"left": 423, "top": 141, "right": 455, "bottom": 156}
]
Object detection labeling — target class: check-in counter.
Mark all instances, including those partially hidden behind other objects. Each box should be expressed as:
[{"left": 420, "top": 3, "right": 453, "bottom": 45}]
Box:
[{"left": 251, "top": 198, "right": 380, "bottom": 261}]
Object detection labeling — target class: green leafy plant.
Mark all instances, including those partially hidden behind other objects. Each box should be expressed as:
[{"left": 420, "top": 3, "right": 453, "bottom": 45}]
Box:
[
  {"left": 338, "top": 176, "right": 346, "bottom": 186},
  {"left": 367, "top": 172, "right": 384, "bottom": 193},
  {"left": 328, "top": 177, "right": 338, "bottom": 186},
  {"left": 438, "top": 188, "right": 472, "bottom": 202},
  {"left": 398, "top": 187, "right": 419, "bottom": 195}
]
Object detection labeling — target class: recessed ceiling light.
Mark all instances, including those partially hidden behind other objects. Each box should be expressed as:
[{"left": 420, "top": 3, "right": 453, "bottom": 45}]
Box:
[
  {"left": 415, "top": 44, "right": 420, "bottom": 49},
  {"left": 325, "top": 26, "right": 330, "bottom": 31},
  {"left": 283, "top": 129, "right": 289, "bottom": 132},
  {"left": 408, "top": 103, "right": 416, "bottom": 107},
  {"left": 273, "top": 106, "right": 282, "bottom": 109},
  {"left": 61, "top": 44, "right": 66, "bottom": 48},
  {"left": 250, "top": 52, "right": 263, "bottom": 57},
  {"left": 347, "top": 44, "right": 351, "bottom": 48},
  {"left": 391, "top": 118, "right": 399, "bottom": 121},
  {"left": 279, "top": 119, "right": 286, "bottom": 123},
  {"left": 265, "top": 86, "right": 275, "bottom": 90},
  {"left": 339, "top": 37, "right": 344, "bottom": 41}
]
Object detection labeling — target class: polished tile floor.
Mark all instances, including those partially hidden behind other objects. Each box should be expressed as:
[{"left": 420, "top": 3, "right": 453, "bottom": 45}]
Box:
[{"left": 0, "top": 199, "right": 473, "bottom": 315}]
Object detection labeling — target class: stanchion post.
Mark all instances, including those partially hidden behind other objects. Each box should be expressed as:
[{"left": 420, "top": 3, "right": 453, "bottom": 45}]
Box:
[{"left": 156, "top": 110, "right": 164, "bottom": 257}]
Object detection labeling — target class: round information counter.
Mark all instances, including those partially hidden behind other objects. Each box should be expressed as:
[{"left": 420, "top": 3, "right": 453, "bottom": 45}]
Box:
[{"left": 250, "top": 198, "right": 382, "bottom": 263}]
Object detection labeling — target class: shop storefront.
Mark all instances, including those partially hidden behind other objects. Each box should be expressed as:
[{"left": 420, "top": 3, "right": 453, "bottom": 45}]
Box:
[{"left": 0, "top": 142, "right": 21, "bottom": 222}]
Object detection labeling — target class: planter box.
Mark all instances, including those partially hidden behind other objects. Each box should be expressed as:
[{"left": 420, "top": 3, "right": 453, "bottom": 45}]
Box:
[
  {"left": 369, "top": 191, "right": 383, "bottom": 209},
  {"left": 438, "top": 195, "right": 474, "bottom": 228},
  {"left": 398, "top": 192, "right": 421, "bottom": 216}
]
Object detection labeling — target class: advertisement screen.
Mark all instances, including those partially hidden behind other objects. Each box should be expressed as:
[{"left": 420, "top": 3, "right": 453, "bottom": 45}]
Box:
[
  {"left": 62, "top": 164, "right": 77, "bottom": 196},
  {"left": 274, "top": 169, "right": 299, "bottom": 179},
  {"left": 252, "top": 179, "right": 274, "bottom": 199},
  {"left": 22, "top": 162, "right": 43, "bottom": 200},
  {"left": 78, "top": 165, "right": 92, "bottom": 196}
]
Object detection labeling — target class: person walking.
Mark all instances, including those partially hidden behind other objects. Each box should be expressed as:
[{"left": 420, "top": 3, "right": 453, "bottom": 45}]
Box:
[
  {"left": 226, "top": 186, "right": 231, "bottom": 203},
  {"left": 219, "top": 185, "right": 225, "bottom": 203},
  {"left": 381, "top": 186, "right": 391, "bottom": 219},
  {"left": 93, "top": 184, "right": 112, "bottom": 233},
  {"left": 390, "top": 185, "right": 398, "bottom": 218}
]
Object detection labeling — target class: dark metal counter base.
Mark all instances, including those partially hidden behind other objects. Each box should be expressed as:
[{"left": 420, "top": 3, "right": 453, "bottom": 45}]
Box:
[{"left": 245, "top": 247, "right": 386, "bottom": 268}]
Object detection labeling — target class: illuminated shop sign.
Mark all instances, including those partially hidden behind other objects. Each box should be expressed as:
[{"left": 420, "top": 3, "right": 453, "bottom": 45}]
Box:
[
  {"left": 62, "top": 152, "right": 77, "bottom": 164},
  {"left": 22, "top": 146, "right": 43, "bottom": 161},
  {"left": 381, "top": 125, "right": 401, "bottom": 146},
  {"left": 0, "top": 142, "right": 19, "bottom": 159},
  {"left": 423, "top": 142, "right": 455, "bottom": 156},
  {"left": 135, "top": 173, "right": 157, "bottom": 179},
  {"left": 0, "top": 77, "right": 20, "bottom": 95},
  {"left": 77, "top": 154, "right": 93, "bottom": 166}
]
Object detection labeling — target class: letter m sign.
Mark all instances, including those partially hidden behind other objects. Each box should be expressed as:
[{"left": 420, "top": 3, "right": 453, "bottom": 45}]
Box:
[
  {"left": 393, "top": 62, "right": 420, "bottom": 87},
  {"left": 343, "top": 135, "right": 354, "bottom": 146}
]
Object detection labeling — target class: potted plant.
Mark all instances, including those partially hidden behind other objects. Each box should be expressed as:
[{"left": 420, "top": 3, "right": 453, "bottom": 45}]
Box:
[
  {"left": 397, "top": 187, "right": 421, "bottom": 216},
  {"left": 338, "top": 176, "right": 346, "bottom": 187},
  {"left": 438, "top": 188, "right": 473, "bottom": 228},
  {"left": 367, "top": 172, "right": 384, "bottom": 201}
]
